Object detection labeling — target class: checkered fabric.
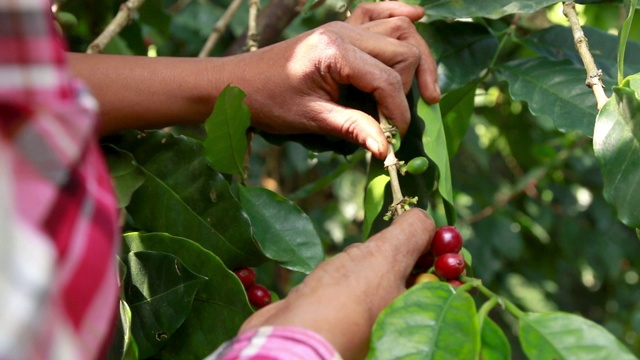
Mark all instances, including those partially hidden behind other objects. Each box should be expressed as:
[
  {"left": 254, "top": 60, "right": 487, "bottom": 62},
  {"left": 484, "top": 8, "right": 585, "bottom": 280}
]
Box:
[{"left": 0, "top": 0, "right": 120, "bottom": 358}]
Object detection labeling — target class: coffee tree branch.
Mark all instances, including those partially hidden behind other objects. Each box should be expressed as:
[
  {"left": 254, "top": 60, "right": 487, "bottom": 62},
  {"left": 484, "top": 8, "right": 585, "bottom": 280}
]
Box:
[
  {"left": 247, "top": 0, "right": 260, "bottom": 52},
  {"left": 562, "top": 1, "right": 609, "bottom": 109},
  {"left": 198, "top": 0, "right": 244, "bottom": 58},
  {"left": 86, "top": 0, "right": 145, "bottom": 54}
]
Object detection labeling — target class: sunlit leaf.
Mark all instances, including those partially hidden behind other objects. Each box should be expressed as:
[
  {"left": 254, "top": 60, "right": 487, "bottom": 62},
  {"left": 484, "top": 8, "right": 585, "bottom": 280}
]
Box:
[
  {"left": 519, "top": 312, "right": 637, "bottom": 359},
  {"left": 362, "top": 172, "right": 390, "bottom": 240},
  {"left": 496, "top": 57, "right": 600, "bottom": 137},
  {"left": 441, "top": 82, "right": 478, "bottom": 157},
  {"left": 125, "top": 233, "right": 254, "bottom": 359},
  {"left": 240, "top": 187, "right": 324, "bottom": 274},
  {"left": 204, "top": 85, "right": 250, "bottom": 176},
  {"left": 125, "top": 251, "right": 206, "bottom": 358},
  {"left": 418, "top": 100, "right": 456, "bottom": 225},
  {"left": 593, "top": 76, "right": 640, "bottom": 227},
  {"left": 423, "top": 0, "right": 557, "bottom": 19},
  {"left": 368, "top": 282, "right": 480, "bottom": 359}
]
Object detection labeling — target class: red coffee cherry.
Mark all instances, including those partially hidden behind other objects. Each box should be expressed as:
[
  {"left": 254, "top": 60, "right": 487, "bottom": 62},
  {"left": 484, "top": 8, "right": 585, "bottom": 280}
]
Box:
[
  {"left": 432, "top": 226, "right": 463, "bottom": 256},
  {"left": 434, "top": 253, "right": 466, "bottom": 280},
  {"left": 448, "top": 279, "right": 464, "bottom": 287},
  {"left": 234, "top": 267, "right": 256, "bottom": 289},
  {"left": 247, "top": 284, "right": 272, "bottom": 308}
]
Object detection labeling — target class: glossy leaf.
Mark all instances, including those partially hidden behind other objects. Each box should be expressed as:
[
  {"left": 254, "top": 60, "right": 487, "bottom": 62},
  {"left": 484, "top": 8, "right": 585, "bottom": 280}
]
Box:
[
  {"left": 523, "top": 25, "right": 640, "bottom": 80},
  {"left": 103, "top": 145, "right": 145, "bottom": 208},
  {"left": 519, "top": 312, "right": 637, "bottom": 359},
  {"left": 496, "top": 57, "right": 599, "bottom": 137},
  {"left": 423, "top": 0, "right": 557, "bottom": 19},
  {"left": 367, "top": 282, "right": 480, "bottom": 359},
  {"left": 441, "top": 82, "right": 478, "bottom": 158},
  {"left": 107, "top": 300, "right": 139, "bottom": 360},
  {"left": 204, "top": 85, "right": 250, "bottom": 176},
  {"left": 125, "top": 233, "right": 254, "bottom": 360},
  {"left": 418, "top": 22, "right": 497, "bottom": 93},
  {"left": 418, "top": 100, "right": 456, "bottom": 225},
  {"left": 593, "top": 77, "right": 640, "bottom": 227},
  {"left": 362, "top": 172, "right": 390, "bottom": 240},
  {"left": 239, "top": 186, "right": 324, "bottom": 274},
  {"left": 481, "top": 317, "right": 511, "bottom": 360},
  {"left": 618, "top": 0, "right": 638, "bottom": 84},
  {"left": 106, "top": 130, "right": 266, "bottom": 268},
  {"left": 125, "top": 251, "right": 206, "bottom": 358}
]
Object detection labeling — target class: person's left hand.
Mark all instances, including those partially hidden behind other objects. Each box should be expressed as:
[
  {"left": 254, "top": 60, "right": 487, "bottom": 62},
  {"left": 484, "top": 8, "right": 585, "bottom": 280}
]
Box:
[
  {"left": 238, "top": 209, "right": 436, "bottom": 360},
  {"left": 220, "top": 2, "right": 438, "bottom": 159}
]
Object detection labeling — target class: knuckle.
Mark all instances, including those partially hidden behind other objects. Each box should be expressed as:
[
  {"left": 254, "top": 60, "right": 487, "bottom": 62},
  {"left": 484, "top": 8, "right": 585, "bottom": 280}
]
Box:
[{"left": 388, "top": 16, "right": 414, "bottom": 33}]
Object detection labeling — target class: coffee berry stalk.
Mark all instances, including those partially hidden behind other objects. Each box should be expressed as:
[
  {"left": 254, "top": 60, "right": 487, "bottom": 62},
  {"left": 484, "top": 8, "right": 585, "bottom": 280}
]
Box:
[{"left": 379, "top": 110, "right": 418, "bottom": 220}]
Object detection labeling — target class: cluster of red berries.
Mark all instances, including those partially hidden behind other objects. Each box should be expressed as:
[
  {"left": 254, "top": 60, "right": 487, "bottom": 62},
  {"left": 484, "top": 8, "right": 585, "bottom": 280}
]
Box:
[
  {"left": 233, "top": 267, "right": 272, "bottom": 309},
  {"left": 410, "top": 225, "right": 466, "bottom": 287}
]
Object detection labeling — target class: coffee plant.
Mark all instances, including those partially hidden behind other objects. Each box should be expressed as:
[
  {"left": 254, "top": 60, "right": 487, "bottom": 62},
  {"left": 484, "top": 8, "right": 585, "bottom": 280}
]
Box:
[{"left": 56, "top": 0, "right": 640, "bottom": 358}]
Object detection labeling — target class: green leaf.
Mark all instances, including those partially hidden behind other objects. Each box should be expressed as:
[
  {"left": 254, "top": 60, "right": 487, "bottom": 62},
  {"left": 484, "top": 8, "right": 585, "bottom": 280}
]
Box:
[
  {"left": 362, "top": 172, "right": 390, "bottom": 240},
  {"left": 103, "top": 145, "right": 145, "bottom": 208},
  {"left": 481, "top": 318, "right": 511, "bottom": 360},
  {"left": 496, "top": 57, "right": 600, "bottom": 137},
  {"left": 106, "top": 130, "right": 266, "bottom": 268},
  {"left": 418, "top": 22, "right": 497, "bottom": 93},
  {"left": 522, "top": 25, "right": 640, "bottom": 80},
  {"left": 239, "top": 187, "right": 324, "bottom": 274},
  {"left": 423, "top": 0, "right": 557, "bottom": 19},
  {"left": 367, "top": 282, "right": 480, "bottom": 359},
  {"left": 619, "top": 0, "right": 638, "bottom": 84},
  {"left": 519, "top": 312, "right": 637, "bottom": 359},
  {"left": 418, "top": 100, "right": 456, "bottom": 225},
  {"left": 593, "top": 76, "right": 640, "bottom": 227},
  {"left": 204, "top": 85, "right": 250, "bottom": 176},
  {"left": 441, "top": 82, "right": 478, "bottom": 158},
  {"left": 125, "top": 251, "right": 206, "bottom": 358},
  {"left": 125, "top": 233, "right": 254, "bottom": 360},
  {"left": 106, "top": 300, "right": 139, "bottom": 360}
]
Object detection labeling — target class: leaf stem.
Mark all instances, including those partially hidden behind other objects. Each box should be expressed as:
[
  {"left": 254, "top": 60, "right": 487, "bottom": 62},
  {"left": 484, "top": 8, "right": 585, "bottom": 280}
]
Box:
[
  {"left": 461, "top": 276, "right": 526, "bottom": 319},
  {"left": 563, "top": 1, "right": 609, "bottom": 109},
  {"left": 476, "top": 296, "right": 499, "bottom": 331},
  {"left": 618, "top": 0, "right": 638, "bottom": 84}
]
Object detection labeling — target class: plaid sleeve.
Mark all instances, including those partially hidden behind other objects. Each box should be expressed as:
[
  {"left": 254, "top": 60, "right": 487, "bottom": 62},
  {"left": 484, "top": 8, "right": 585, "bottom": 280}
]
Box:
[
  {"left": 207, "top": 326, "right": 344, "bottom": 360},
  {"left": 0, "top": 0, "right": 120, "bottom": 359}
]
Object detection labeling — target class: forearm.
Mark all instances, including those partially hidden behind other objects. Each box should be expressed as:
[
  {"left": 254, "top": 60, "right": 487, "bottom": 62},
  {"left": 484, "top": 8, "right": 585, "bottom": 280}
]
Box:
[{"left": 67, "top": 53, "right": 231, "bottom": 136}]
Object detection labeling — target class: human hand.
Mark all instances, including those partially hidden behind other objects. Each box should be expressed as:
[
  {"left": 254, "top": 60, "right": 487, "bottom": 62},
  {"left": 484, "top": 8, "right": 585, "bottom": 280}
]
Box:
[
  {"left": 237, "top": 209, "right": 436, "bottom": 360},
  {"left": 221, "top": 2, "right": 438, "bottom": 159}
]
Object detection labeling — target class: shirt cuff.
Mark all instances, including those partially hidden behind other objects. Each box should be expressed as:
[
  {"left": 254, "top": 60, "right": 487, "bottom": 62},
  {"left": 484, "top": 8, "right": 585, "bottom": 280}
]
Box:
[{"left": 207, "top": 326, "right": 343, "bottom": 360}]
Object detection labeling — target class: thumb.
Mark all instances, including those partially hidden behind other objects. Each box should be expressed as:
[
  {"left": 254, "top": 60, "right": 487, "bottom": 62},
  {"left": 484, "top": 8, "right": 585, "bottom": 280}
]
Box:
[
  {"left": 366, "top": 208, "right": 436, "bottom": 280},
  {"left": 313, "top": 102, "right": 389, "bottom": 159}
]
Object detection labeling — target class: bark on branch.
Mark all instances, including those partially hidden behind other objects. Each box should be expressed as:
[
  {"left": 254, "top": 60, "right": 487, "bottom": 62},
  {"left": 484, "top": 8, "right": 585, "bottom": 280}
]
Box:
[
  {"left": 198, "top": 0, "right": 244, "bottom": 58},
  {"left": 563, "top": 1, "right": 609, "bottom": 109},
  {"left": 86, "top": 0, "right": 145, "bottom": 54}
]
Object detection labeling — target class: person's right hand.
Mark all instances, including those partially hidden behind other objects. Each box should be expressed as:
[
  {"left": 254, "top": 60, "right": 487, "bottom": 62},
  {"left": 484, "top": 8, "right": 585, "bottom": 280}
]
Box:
[
  {"left": 220, "top": 2, "right": 439, "bottom": 159},
  {"left": 237, "top": 209, "right": 436, "bottom": 360}
]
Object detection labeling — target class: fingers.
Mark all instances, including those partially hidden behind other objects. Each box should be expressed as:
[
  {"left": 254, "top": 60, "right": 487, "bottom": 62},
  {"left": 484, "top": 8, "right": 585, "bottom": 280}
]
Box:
[
  {"left": 361, "top": 17, "right": 440, "bottom": 104},
  {"left": 346, "top": 2, "right": 425, "bottom": 25},
  {"left": 365, "top": 208, "right": 436, "bottom": 280}
]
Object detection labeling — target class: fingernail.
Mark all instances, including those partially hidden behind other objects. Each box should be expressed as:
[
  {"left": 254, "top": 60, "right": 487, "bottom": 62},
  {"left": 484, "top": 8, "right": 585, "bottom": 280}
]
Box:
[{"left": 366, "top": 137, "right": 380, "bottom": 156}]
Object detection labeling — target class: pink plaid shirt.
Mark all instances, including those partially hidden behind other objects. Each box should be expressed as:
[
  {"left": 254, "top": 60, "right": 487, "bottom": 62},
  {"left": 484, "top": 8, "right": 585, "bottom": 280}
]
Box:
[{"left": 0, "top": 1, "right": 341, "bottom": 359}]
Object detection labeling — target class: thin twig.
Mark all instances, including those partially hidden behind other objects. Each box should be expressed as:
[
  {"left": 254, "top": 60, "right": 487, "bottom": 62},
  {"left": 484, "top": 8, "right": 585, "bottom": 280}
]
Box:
[
  {"left": 198, "top": 0, "right": 244, "bottom": 58},
  {"left": 563, "top": 1, "right": 609, "bottom": 109},
  {"left": 379, "top": 110, "right": 406, "bottom": 218},
  {"left": 247, "top": 0, "right": 260, "bottom": 52},
  {"left": 86, "top": 0, "right": 145, "bottom": 54}
]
